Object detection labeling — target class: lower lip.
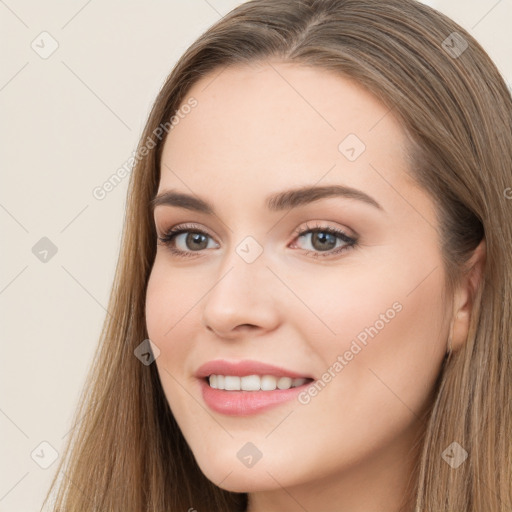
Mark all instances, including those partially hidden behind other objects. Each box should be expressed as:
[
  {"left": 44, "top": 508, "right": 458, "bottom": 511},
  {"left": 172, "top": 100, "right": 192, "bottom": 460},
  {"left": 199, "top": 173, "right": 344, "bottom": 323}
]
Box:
[{"left": 199, "top": 378, "right": 310, "bottom": 416}]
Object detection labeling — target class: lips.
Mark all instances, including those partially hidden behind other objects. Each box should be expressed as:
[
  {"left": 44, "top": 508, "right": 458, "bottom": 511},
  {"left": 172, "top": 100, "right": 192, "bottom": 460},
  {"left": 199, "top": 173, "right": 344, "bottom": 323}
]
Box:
[{"left": 195, "top": 359, "right": 314, "bottom": 416}]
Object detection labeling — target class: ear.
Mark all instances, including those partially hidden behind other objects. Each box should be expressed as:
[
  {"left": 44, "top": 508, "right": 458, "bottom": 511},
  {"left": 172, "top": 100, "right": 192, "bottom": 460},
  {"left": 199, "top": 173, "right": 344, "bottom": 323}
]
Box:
[{"left": 449, "top": 238, "right": 486, "bottom": 352}]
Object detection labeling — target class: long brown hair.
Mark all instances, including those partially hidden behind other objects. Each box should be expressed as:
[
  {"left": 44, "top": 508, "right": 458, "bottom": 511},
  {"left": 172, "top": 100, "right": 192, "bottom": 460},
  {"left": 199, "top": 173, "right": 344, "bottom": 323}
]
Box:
[{"left": 44, "top": 1, "right": 512, "bottom": 510}]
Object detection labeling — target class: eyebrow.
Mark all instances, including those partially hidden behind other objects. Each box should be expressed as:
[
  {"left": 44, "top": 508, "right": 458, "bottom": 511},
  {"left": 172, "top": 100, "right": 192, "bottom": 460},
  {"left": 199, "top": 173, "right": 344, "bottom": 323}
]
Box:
[{"left": 150, "top": 185, "right": 383, "bottom": 214}]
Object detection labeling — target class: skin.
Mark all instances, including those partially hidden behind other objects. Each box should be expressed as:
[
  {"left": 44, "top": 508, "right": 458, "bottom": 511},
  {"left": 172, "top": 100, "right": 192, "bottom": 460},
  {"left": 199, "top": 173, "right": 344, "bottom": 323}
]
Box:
[{"left": 145, "top": 61, "right": 484, "bottom": 512}]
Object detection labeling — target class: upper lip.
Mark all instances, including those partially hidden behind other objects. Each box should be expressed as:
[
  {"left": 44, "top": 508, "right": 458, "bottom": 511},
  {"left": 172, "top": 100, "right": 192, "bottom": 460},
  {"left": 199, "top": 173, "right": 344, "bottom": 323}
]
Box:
[{"left": 195, "top": 359, "right": 313, "bottom": 380}]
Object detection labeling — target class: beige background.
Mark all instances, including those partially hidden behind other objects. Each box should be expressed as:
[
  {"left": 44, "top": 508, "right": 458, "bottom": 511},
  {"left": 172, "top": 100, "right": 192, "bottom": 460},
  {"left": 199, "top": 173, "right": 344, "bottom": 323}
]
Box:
[{"left": 1, "top": 1, "right": 510, "bottom": 510}]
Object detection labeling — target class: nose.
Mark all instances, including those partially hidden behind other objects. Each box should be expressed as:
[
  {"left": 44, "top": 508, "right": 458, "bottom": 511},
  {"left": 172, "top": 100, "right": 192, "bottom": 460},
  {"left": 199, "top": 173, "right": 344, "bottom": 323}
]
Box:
[{"left": 201, "top": 249, "right": 281, "bottom": 340}]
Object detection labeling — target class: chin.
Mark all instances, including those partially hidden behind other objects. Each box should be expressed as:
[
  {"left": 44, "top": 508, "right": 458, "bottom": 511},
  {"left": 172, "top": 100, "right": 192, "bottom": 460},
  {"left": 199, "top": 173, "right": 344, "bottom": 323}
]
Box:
[{"left": 194, "top": 453, "right": 286, "bottom": 493}]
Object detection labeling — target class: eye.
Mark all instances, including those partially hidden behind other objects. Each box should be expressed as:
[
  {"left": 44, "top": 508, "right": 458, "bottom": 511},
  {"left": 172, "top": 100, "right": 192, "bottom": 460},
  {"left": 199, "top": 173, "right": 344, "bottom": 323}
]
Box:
[
  {"left": 157, "top": 221, "right": 358, "bottom": 259},
  {"left": 290, "top": 221, "right": 358, "bottom": 259},
  {"left": 157, "top": 223, "right": 218, "bottom": 258}
]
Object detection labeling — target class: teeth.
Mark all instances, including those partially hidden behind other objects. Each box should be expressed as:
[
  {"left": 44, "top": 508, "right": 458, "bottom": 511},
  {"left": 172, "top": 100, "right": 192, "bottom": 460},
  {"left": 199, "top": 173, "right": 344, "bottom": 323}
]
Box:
[
  {"left": 224, "top": 376, "right": 240, "bottom": 390},
  {"left": 261, "top": 375, "right": 277, "bottom": 391},
  {"left": 241, "top": 374, "right": 260, "bottom": 391},
  {"left": 208, "top": 374, "right": 308, "bottom": 391},
  {"left": 277, "top": 377, "right": 292, "bottom": 389}
]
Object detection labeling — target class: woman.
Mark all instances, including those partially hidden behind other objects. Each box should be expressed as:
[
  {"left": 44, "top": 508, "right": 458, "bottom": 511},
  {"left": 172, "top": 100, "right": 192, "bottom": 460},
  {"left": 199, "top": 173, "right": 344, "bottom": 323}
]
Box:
[{"left": 44, "top": 0, "right": 512, "bottom": 510}]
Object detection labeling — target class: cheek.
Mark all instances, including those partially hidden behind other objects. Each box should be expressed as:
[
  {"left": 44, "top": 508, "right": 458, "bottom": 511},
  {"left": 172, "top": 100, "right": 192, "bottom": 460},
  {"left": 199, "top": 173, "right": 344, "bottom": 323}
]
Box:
[
  {"left": 145, "top": 260, "right": 204, "bottom": 413},
  {"left": 291, "top": 250, "right": 448, "bottom": 408},
  {"left": 312, "top": 262, "right": 447, "bottom": 415},
  {"left": 145, "top": 262, "right": 191, "bottom": 385},
  {"left": 145, "top": 259, "right": 199, "bottom": 343},
  {"left": 286, "top": 255, "right": 443, "bottom": 350}
]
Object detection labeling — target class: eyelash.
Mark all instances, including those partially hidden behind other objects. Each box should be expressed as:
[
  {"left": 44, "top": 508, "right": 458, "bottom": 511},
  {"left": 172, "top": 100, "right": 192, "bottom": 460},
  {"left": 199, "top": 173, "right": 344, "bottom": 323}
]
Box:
[{"left": 157, "top": 221, "right": 358, "bottom": 260}]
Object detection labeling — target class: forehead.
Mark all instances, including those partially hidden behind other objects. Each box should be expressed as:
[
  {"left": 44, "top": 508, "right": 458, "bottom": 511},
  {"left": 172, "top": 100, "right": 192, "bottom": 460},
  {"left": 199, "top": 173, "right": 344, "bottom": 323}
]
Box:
[{"left": 159, "top": 61, "right": 412, "bottom": 212}]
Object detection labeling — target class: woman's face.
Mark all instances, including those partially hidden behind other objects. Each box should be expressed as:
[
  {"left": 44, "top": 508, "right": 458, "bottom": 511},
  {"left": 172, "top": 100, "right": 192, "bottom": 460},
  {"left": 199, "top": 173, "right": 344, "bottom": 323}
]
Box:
[{"left": 145, "top": 62, "right": 451, "bottom": 501}]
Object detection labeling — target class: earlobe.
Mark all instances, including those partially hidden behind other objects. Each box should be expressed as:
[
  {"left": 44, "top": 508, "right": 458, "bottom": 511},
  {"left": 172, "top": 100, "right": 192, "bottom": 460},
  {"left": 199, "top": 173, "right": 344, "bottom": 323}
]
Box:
[
  {"left": 449, "top": 311, "right": 469, "bottom": 353},
  {"left": 448, "top": 238, "right": 486, "bottom": 353}
]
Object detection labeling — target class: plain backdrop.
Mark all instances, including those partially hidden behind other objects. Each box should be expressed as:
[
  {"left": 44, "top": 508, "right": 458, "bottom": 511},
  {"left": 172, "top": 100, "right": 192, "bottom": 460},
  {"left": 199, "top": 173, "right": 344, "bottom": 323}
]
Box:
[{"left": 1, "top": 1, "right": 511, "bottom": 510}]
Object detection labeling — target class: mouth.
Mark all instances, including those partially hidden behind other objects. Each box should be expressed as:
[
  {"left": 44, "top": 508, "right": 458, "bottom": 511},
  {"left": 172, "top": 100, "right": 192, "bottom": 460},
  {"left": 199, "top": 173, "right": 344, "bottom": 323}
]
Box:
[
  {"left": 204, "top": 374, "right": 313, "bottom": 391},
  {"left": 195, "top": 359, "right": 315, "bottom": 416}
]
